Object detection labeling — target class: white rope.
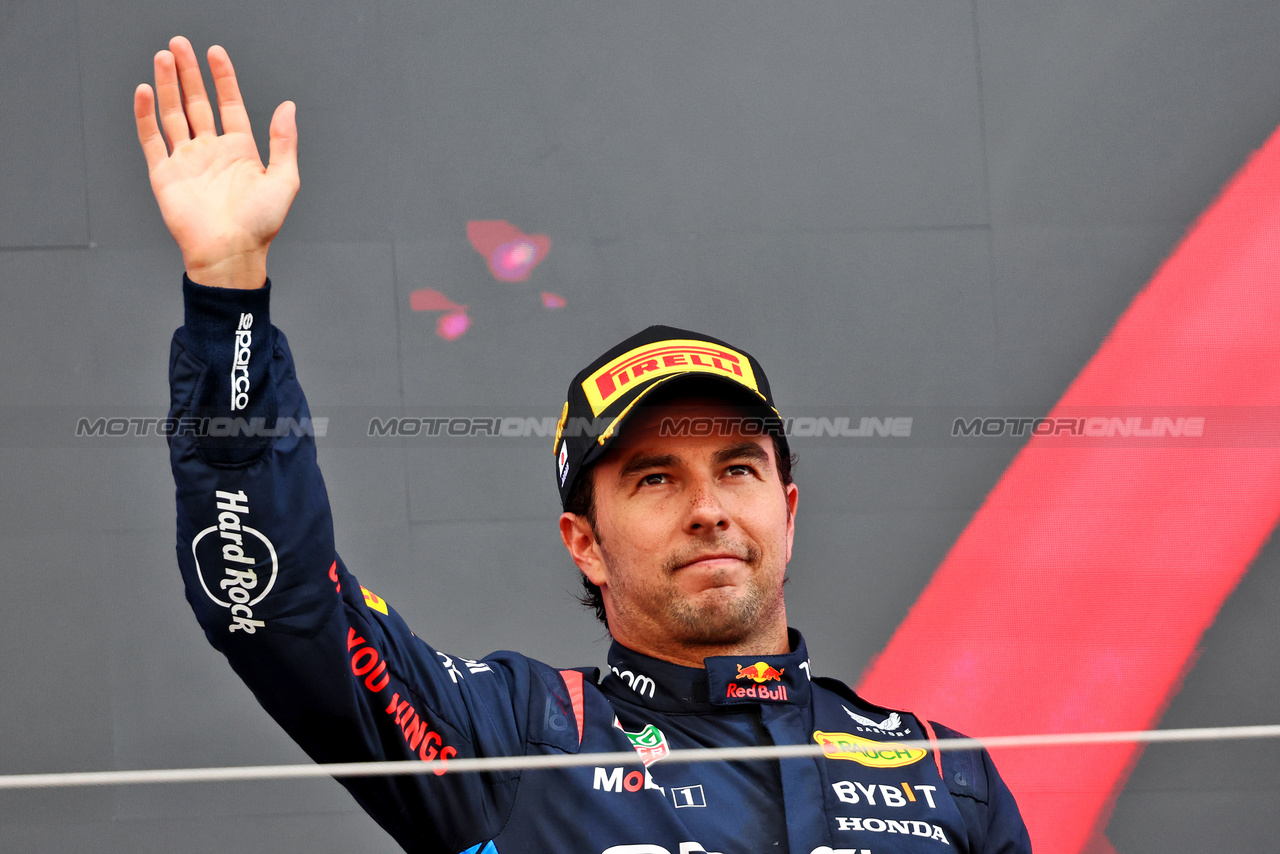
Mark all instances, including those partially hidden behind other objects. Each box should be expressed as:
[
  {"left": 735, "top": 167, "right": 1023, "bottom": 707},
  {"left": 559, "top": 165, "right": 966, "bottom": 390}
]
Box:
[{"left": 1, "top": 724, "right": 1277, "bottom": 790}]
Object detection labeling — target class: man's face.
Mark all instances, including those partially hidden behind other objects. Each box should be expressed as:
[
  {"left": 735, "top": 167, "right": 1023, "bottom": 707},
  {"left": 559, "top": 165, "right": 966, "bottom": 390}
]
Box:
[{"left": 559, "top": 396, "right": 798, "bottom": 663}]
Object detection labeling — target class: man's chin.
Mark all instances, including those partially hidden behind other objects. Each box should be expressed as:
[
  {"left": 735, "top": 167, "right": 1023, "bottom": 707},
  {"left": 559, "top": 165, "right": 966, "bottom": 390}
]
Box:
[{"left": 666, "top": 590, "right": 776, "bottom": 646}]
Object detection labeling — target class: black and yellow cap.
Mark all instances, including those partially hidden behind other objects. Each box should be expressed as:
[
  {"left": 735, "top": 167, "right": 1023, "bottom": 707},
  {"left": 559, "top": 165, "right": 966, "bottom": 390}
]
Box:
[{"left": 554, "top": 325, "right": 788, "bottom": 507}]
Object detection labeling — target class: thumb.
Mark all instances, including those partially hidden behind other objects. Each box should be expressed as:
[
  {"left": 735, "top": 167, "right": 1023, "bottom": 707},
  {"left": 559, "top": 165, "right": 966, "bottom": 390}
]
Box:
[{"left": 266, "top": 100, "right": 299, "bottom": 183}]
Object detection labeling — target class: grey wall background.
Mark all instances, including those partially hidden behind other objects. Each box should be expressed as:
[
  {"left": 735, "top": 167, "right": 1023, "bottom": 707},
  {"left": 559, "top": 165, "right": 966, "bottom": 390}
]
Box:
[{"left": 3, "top": 1, "right": 1280, "bottom": 851}]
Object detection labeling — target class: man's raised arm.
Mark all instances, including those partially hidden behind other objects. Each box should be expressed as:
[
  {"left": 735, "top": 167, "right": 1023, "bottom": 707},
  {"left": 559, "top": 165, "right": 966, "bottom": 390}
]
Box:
[{"left": 136, "top": 40, "right": 554, "bottom": 852}]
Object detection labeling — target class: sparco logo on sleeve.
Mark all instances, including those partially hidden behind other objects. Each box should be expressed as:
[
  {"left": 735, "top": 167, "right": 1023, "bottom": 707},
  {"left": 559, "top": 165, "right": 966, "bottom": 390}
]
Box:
[
  {"left": 191, "top": 490, "right": 279, "bottom": 633},
  {"left": 231, "top": 313, "right": 253, "bottom": 410}
]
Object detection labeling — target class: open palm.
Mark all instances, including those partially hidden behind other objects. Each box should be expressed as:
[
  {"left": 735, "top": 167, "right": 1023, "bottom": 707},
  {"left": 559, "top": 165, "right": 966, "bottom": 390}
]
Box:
[{"left": 135, "top": 37, "right": 298, "bottom": 290}]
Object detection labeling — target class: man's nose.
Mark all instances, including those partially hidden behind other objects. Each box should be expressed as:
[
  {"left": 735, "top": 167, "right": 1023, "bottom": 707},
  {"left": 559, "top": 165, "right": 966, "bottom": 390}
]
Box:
[{"left": 685, "top": 478, "right": 729, "bottom": 532}]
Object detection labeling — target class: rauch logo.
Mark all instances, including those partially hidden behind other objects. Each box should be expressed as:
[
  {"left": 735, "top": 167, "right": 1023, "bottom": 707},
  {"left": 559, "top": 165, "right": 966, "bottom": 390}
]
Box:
[{"left": 812, "top": 731, "right": 927, "bottom": 768}]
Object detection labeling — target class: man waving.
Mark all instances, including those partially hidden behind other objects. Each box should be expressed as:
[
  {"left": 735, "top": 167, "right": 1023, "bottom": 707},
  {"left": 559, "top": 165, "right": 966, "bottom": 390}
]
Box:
[{"left": 138, "top": 37, "right": 1031, "bottom": 854}]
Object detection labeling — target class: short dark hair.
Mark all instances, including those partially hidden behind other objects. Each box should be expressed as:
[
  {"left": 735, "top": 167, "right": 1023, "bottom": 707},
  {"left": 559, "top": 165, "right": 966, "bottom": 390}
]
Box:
[{"left": 565, "top": 435, "right": 796, "bottom": 630}]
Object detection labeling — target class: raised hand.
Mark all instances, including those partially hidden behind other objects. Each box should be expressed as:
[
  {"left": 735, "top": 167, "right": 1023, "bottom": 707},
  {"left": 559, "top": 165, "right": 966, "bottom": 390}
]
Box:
[{"left": 135, "top": 37, "right": 299, "bottom": 290}]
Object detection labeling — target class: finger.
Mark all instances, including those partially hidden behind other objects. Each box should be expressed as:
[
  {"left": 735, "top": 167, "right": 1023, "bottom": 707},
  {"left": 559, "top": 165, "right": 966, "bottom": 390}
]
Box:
[
  {"left": 266, "top": 100, "right": 300, "bottom": 188},
  {"left": 207, "top": 45, "right": 252, "bottom": 136},
  {"left": 168, "top": 35, "right": 217, "bottom": 137},
  {"left": 153, "top": 49, "right": 190, "bottom": 149},
  {"left": 134, "top": 84, "right": 168, "bottom": 170}
]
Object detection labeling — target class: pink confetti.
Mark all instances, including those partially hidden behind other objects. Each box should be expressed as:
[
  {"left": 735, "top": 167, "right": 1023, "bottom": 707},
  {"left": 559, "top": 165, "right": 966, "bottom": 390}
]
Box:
[
  {"left": 436, "top": 310, "right": 471, "bottom": 341},
  {"left": 410, "top": 288, "right": 463, "bottom": 312},
  {"left": 541, "top": 292, "right": 566, "bottom": 309},
  {"left": 467, "top": 220, "right": 551, "bottom": 282}
]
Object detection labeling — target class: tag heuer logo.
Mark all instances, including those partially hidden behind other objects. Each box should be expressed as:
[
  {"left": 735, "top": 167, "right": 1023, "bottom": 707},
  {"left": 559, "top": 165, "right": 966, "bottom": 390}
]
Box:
[{"left": 621, "top": 723, "right": 669, "bottom": 767}]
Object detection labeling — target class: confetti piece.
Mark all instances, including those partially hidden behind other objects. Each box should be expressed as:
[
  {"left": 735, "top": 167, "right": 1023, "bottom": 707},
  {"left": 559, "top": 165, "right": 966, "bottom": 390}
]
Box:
[
  {"left": 436, "top": 310, "right": 471, "bottom": 341},
  {"left": 410, "top": 288, "right": 463, "bottom": 312},
  {"left": 541, "top": 292, "right": 566, "bottom": 309},
  {"left": 467, "top": 220, "right": 551, "bottom": 282}
]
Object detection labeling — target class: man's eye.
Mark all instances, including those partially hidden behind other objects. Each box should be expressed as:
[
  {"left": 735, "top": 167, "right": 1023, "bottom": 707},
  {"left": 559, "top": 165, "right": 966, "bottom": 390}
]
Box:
[
  {"left": 641, "top": 473, "right": 668, "bottom": 486},
  {"left": 726, "top": 464, "right": 754, "bottom": 477}
]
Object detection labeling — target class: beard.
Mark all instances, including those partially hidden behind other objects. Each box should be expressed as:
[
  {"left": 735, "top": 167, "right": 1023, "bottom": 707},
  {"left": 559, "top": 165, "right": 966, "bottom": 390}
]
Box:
[{"left": 601, "top": 535, "right": 785, "bottom": 647}]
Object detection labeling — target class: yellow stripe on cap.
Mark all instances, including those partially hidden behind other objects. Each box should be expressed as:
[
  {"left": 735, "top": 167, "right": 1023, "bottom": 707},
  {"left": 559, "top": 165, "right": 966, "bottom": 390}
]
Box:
[
  {"left": 595, "top": 372, "right": 776, "bottom": 446},
  {"left": 553, "top": 401, "right": 569, "bottom": 451}
]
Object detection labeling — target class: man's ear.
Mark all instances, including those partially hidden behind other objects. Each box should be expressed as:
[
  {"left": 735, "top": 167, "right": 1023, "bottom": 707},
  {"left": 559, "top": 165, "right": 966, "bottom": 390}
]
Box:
[
  {"left": 559, "top": 512, "right": 608, "bottom": 587},
  {"left": 784, "top": 482, "right": 798, "bottom": 563}
]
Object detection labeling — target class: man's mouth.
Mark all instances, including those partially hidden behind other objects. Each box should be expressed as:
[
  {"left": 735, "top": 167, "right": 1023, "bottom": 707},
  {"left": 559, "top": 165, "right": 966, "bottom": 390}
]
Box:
[
  {"left": 674, "top": 552, "right": 748, "bottom": 571},
  {"left": 664, "top": 541, "right": 762, "bottom": 575}
]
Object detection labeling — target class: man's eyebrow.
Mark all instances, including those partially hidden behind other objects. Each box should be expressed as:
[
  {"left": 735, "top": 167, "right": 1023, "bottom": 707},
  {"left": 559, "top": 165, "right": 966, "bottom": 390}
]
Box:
[
  {"left": 615, "top": 443, "right": 771, "bottom": 482},
  {"left": 617, "top": 452, "right": 682, "bottom": 481},
  {"left": 714, "top": 442, "right": 772, "bottom": 468}
]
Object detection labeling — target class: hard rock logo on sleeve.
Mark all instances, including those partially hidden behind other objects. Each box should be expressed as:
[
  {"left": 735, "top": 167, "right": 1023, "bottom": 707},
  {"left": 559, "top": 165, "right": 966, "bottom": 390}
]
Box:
[{"left": 192, "top": 490, "right": 279, "bottom": 633}]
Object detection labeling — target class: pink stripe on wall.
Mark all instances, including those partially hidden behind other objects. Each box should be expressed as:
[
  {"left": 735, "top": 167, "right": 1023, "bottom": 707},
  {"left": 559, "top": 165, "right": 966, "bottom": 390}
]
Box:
[{"left": 857, "top": 123, "right": 1280, "bottom": 853}]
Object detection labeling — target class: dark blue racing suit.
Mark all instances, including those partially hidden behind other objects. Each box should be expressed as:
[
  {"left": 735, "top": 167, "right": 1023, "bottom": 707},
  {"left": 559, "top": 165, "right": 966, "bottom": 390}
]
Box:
[{"left": 169, "top": 277, "right": 1033, "bottom": 854}]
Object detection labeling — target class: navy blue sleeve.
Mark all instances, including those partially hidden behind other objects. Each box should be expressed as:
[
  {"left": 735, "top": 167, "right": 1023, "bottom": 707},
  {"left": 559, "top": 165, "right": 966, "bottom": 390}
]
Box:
[
  {"left": 977, "top": 746, "right": 1035, "bottom": 853},
  {"left": 168, "top": 277, "right": 581, "bottom": 853},
  {"left": 932, "top": 721, "right": 1034, "bottom": 853}
]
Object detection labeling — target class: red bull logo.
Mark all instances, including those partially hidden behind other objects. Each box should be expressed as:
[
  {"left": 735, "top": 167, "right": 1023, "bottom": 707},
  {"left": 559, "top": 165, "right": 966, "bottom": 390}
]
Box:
[
  {"left": 735, "top": 661, "right": 785, "bottom": 683},
  {"left": 582, "top": 340, "right": 760, "bottom": 416},
  {"left": 726, "top": 661, "right": 788, "bottom": 701}
]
